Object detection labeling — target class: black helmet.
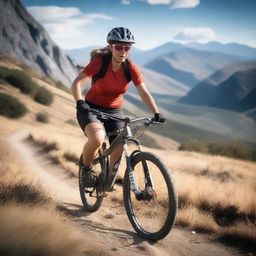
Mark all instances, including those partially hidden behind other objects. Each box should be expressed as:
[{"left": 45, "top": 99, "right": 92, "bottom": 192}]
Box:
[{"left": 107, "top": 27, "right": 135, "bottom": 44}]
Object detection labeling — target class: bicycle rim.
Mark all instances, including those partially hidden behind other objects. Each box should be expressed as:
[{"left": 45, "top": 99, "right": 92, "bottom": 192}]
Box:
[
  {"left": 79, "top": 156, "right": 104, "bottom": 212},
  {"left": 124, "top": 152, "right": 177, "bottom": 240}
]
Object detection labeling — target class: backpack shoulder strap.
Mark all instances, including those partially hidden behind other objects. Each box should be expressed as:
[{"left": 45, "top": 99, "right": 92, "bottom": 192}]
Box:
[
  {"left": 121, "top": 59, "right": 132, "bottom": 83},
  {"left": 92, "top": 54, "right": 131, "bottom": 84},
  {"left": 91, "top": 54, "right": 112, "bottom": 84}
]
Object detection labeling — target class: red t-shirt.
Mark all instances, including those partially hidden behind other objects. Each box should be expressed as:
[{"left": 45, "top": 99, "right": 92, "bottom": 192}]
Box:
[{"left": 82, "top": 57, "right": 144, "bottom": 108}]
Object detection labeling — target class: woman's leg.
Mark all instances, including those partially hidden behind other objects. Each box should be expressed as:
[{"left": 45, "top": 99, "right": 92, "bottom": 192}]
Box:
[
  {"left": 109, "top": 144, "right": 123, "bottom": 171},
  {"left": 83, "top": 122, "right": 105, "bottom": 167}
]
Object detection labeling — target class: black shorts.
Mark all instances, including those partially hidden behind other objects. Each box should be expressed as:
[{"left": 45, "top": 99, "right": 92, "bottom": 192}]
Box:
[{"left": 76, "top": 101, "right": 124, "bottom": 144}]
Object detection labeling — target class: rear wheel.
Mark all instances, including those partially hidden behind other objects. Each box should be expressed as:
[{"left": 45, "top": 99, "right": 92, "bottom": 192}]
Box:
[
  {"left": 123, "top": 152, "right": 178, "bottom": 240},
  {"left": 79, "top": 155, "right": 104, "bottom": 212}
]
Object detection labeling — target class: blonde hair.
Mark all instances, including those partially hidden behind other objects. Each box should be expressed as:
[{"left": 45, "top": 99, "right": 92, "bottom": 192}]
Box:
[{"left": 90, "top": 46, "right": 111, "bottom": 59}]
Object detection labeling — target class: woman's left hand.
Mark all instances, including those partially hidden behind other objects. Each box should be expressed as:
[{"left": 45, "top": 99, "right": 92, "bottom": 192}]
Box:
[{"left": 154, "top": 113, "right": 165, "bottom": 123}]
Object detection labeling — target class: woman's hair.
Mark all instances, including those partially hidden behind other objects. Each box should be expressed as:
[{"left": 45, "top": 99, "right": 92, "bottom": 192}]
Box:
[{"left": 90, "top": 46, "right": 110, "bottom": 59}]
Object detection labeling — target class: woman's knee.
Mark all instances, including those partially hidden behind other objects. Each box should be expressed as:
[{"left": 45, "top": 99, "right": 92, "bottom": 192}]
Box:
[
  {"left": 85, "top": 123, "right": 105, "bottom": 149},
  {"left": 88, "top": 135, "right": 104, "bottom": 149}
]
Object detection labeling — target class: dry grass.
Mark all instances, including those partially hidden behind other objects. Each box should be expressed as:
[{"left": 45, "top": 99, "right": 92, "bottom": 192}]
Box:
[
  {"left": 0, "top": 57, "right": 255, "bottom": 251},
  {"left": 28, "top": 131, "right": 256, "bottom": 245},
  {"left": 0, "top": 205, "right": 111, "bottom": 256},
  {"left": 0, "top": 132, "right": 111, "bottom": 256}
]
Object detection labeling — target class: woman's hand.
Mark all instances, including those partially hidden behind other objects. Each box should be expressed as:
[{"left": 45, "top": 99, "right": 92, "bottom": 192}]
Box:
[
  {"left": 76, "top": 100, "right": 90, "bottom": 113},
  {"left": 154, "top": 113, "right": 165, "bottom": 123}
]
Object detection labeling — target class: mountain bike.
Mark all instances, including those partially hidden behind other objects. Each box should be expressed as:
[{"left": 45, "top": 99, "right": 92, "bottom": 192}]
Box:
[{"left": 78, "top": 109, "right": 178, "bottom": 240}]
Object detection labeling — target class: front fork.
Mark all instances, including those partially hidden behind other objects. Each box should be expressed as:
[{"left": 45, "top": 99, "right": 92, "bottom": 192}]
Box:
[{"left": 123, "top": 139, "right": 141, "bottom": 196}]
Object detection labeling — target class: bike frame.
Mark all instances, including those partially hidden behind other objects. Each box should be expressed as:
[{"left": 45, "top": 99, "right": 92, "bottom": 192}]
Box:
[{"left": 91, "top": 109, "right": 155, "bottom": 196}]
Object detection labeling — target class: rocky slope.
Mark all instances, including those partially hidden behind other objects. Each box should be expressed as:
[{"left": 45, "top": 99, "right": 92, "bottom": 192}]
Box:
[
  {"left": 0, "top": 0, "right": 78, "bottom": 86},
  {"left": 180, "top": 61, "right": 256, "bottom": 111}
]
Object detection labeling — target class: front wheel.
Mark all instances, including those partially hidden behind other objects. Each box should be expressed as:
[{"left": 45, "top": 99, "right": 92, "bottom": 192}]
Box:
[
  {"left": 79, "top": 155, "right": 104, "bottom": 212},
  {"left": 123, "top": 152, "right": 178, "bottom": 240}
]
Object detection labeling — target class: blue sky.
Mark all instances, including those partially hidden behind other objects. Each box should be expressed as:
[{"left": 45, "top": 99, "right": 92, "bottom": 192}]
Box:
[{"left": 21, "top": 0, "right": 256, "bottom": 50}]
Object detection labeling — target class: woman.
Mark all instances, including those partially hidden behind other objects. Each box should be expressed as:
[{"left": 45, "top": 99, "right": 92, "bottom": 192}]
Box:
[{"left": 71, "top": 27, "right": 165, "bottom": 188}]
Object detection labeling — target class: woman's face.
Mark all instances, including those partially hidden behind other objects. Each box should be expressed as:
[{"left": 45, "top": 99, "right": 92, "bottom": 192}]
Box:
[{"left": 110, "top": 43, "right": 131, "bottom": 63}]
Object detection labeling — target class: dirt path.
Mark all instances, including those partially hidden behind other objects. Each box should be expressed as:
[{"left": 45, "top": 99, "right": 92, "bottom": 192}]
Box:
[{"left": 7, "top": 130, "right": 244, "bottom": 256}]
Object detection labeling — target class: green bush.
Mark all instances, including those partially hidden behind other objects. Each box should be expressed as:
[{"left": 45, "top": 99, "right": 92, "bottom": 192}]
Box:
[
  {"left": 0, "top": 93, "right": 28, "bottom": 118},
  {"left": 36, "top": 112, "right": 49, "bottom": 123},
  {"left": 179, "top": 139, "right": 255, "bottom": 161},
  {"left": 34, "top": 86, "right": 54, "bottom": 106},
  {"left": 55, "top": 80, "right": 70, "bottom": 93},
  {"left": 224, "top": 140, "right": 252, "bottom": 160},
  {"left": 179, "top": 140, "right": 208, "bottom": 153},
  {"left": 0, "top": 66, "right": 13, "bottom": 80},
  {"left": 5, "top": 70, "right": 36, "bottom": 94},
  {"left": 207, "top": 141, "right": 228, "bottom": 155}
]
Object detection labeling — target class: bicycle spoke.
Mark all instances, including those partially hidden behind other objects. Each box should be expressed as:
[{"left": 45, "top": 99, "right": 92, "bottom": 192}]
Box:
[
  {"left": 130, "top": 159, "right": 170, "bottom": 233},
  {"left": 124, "top": 152, "right": 177, "bottom": 240}
]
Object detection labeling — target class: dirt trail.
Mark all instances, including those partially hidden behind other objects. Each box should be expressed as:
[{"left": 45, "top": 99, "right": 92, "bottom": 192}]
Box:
[{"left": 7, "top": 130, "right": 244, "bottom": 256}]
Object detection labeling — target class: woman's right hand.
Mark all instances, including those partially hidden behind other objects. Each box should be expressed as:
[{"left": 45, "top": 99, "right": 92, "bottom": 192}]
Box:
[{"left": 76, "top": 100, "right": 90, "bottom": 113}]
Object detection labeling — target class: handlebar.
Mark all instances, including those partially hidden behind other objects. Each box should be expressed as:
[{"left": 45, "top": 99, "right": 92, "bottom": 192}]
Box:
[{"left": 90, "top": 108, "right": 162, "bottom": 126}]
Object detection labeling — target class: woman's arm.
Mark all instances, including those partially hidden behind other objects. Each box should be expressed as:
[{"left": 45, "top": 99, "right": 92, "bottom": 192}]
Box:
[
  {"left": 71, "top": 71, "right": 90, "bottom": 102},
  {"left": 136, "top": 82, "right": 159, "bottom": 113}
]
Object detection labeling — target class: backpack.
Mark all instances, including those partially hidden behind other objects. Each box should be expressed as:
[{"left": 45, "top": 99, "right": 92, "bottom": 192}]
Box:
[{"left": 91, "top": 53, "right": 131, "bottom": 84}]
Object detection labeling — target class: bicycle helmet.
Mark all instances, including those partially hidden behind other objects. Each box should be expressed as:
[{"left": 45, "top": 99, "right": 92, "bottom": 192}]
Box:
[{"left": 107, "top": 27, "right": 135, "bottom": 44}]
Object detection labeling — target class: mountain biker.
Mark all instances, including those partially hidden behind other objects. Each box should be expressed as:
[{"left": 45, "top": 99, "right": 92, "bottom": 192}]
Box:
[{"left": 71, "top": 27, "right": 165, "bottom": 188}]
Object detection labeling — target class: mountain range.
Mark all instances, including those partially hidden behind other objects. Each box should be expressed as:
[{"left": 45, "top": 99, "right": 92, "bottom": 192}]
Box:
[
  {"left": 0, "top": 0, "right": 256, "bottom": 144},
  {"left": 180, "top": 61, "right": 256, "bottom": 112},
  {"left": 144, "top": 48, "right": 245, "bottom": 88},
  {"left": 0, "top": 0, "right": 78, "bottom": 85}
]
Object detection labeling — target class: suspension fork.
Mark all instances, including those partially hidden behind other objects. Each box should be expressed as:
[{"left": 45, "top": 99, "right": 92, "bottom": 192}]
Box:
[
  {"left": 123, "top": 140, "right": 140, "bottom": 195},
  {"left": 142, "top": 160, "right": 154, "bottom": 190}
]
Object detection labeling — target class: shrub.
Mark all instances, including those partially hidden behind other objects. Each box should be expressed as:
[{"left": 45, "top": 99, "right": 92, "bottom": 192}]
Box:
[
  {"left": 179, "top": 139, "right": 255, "bottom": 161},
  {"left": 55, "top": 80, "right": 70, "bottom": 93},
  {"left": 34, "top": 86, "right": 54, "bottom": 105},
  {"left": 225, "top": 140, "right": 252, "bottom": 160},
  {"left": 5, "top": 69, "right": 36, "bottom": 94},
  {"left": 36, "top": 112, "right": 49, "bottom": 123},
  {"left": 0, "top": 66, "right": 12, "bottom": 80},
  {"left": 63, "top": 152, "right": 79, "bottom": 163},
  {"left": 207, "top": 141, "right": 228, "bottom": 155},
  {"left": 0, "top": 93, "right": 28, "bottom": 118},
  {"left": 179, "top": 140, "right": 208, "bottom": 153},
  {"left": 0, "top": 182, "right": 50, "bottom": 205}
]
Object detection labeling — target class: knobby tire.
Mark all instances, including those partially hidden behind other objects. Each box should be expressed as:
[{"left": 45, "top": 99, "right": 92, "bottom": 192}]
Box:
[{"left": 123, "top": 152, "right": 178, "bottom": 240}]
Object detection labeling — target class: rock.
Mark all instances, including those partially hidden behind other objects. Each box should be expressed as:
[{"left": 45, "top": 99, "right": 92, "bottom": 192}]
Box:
[{"left": 0, "top": 0, "right": 78, "bottom": 86}]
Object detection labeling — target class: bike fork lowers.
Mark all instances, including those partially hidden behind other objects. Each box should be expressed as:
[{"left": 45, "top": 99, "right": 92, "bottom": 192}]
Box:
[{"left": 123, "top": 143, "right": 140, "bottom": 195}]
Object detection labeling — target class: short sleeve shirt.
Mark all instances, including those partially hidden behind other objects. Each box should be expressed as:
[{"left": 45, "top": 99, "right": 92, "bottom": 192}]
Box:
[{"left": 82, "top": 57, "right": 144, "bottom": 108}]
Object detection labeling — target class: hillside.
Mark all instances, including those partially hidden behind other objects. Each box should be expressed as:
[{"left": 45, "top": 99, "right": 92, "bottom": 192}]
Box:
[
  {"left": 0, "top": 49, "right": 256, "bottom": 255},
  {"left": 180, "top": 62, "right": 256, "bottom": 112},
  {"left": 130, "top": 67, "right": 189, "bottom": 97},
  {"left": 144, "top": 48, "right": 245, "bottom": 88},
  {"left": 186, "top": 41, "right": 256, "bottom": 59},
  {"left": 0, "top": 0, "right": 77, "bottom": 85}
]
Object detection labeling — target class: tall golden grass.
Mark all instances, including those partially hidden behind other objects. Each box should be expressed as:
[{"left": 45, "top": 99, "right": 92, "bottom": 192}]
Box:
[
  {"left": 28, "top": 132, "right": 256, "bottom": 245},
  {"left": 0, "top": 139, "right": 113, "bottom": 256},
  {"left": 1, "top": 57, "right": 255, "bottom": 251}
]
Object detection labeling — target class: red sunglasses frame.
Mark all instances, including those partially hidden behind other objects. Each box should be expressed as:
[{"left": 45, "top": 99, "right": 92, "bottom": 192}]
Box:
[{"left": 112, "top": 44, "right": 131, "bottom": 52}]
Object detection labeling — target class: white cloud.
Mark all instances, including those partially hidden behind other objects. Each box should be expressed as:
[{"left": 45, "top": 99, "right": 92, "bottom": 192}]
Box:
[
  {"left": 145, "top": 0, "right": 172, "bottom": 4},
  {"left": 140, "top": 0, "right": 199, "bottom": 8},
  {"left": 174, "top": 27, "right": 215, "bottom": 42},
  {"left": 171, "top": 0, "right": 200, "bottom": 9},
  {"left": 121, "top": 0, "right": 131, "bottom": 5},
  {"left": 27, "top": 6, "right": 115, "bottom": 49}
]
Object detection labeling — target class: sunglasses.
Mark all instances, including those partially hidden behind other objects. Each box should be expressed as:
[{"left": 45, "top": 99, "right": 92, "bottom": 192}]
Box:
[{"left": 112, "top": 44, "right": 131, "bottom": 52}]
